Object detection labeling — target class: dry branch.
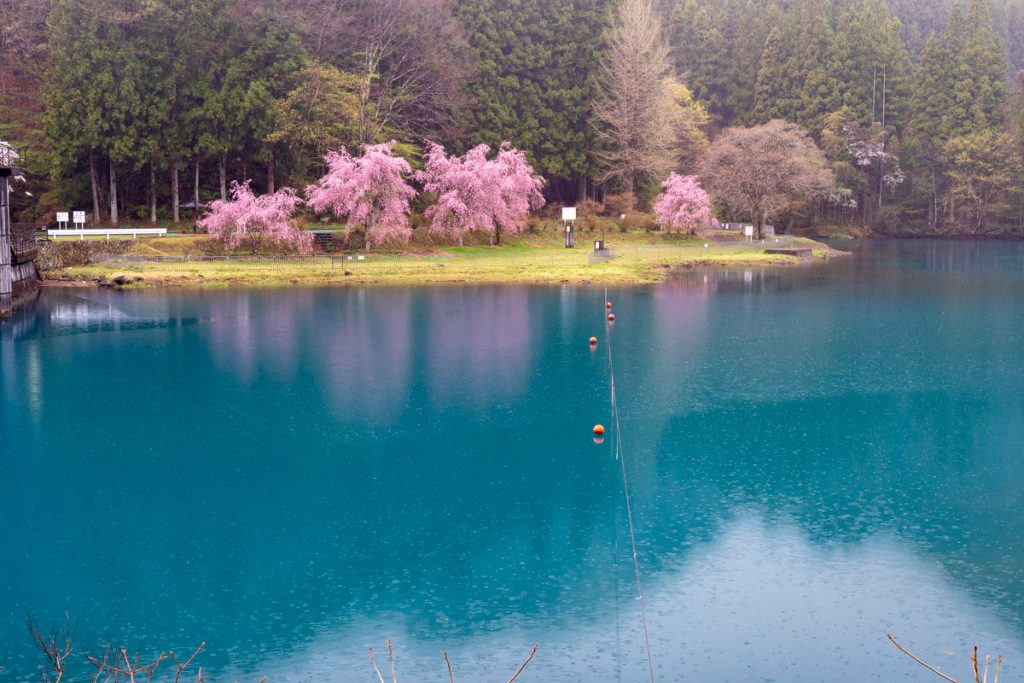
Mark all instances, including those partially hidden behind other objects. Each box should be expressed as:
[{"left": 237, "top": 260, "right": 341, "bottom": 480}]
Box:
[
  {"left": 507, "top": 644, "right": 538, "bottom": 683},
  {"left": 170, "top": 642, "right": 206, "bottom": 683},
  {"left": 443, "top": 651, "right": 454, "bottom": 683},
  {"left": 26, "top": 616, "right": 74, "bottom": 683},
  {"left": 888, "top": 634, "right": 1006, "bottom": 683},
  {"left": 887, "top": 634, "right": 960, "bottom": 683},
  {"left": 369, "top": 647, "right": 386, "bottom": 683}
]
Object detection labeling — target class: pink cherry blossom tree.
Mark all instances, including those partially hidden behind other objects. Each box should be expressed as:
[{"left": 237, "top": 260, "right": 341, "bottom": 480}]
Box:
[
  {"left": 416, "top": 141, "right": 545, "bottom": 247},
  {"left": 652, "top": 173, "right": 717, "bottom": 235},
  {"left": 199, "top": 181, "right": 312, "bottom": 253},
  {"left": 305, "top": 141, "right": 417, "bottom": 251}
]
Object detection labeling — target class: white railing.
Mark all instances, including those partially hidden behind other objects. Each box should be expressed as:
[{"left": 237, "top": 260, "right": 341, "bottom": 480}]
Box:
[{"left": 48, "top": 228, "right": 168, "bottom": 240}]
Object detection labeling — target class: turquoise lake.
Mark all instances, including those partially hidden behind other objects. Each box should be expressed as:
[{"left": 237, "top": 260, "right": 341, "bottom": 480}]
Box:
[{"left": 2, "top": 240, "right": 1023, "bottom": 681}]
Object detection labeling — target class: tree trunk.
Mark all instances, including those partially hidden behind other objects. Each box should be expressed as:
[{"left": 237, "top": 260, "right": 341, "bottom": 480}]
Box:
[
  {"left": 108, "top": 159, "right": 119, "bottom": 226},
  {"left": 1018, "top": 189, "right": 1024, "bottom": 238},
  {"left": 754, "top": 209, "right": 764, "bottom": 240},
  {"left": 149, "top": 161, "right": 157, "bottom": 223},
  {"left": 219, "top": 150, "right": 227, "bottom": 201},
  {"left": 193, "top": 158, "right": 201, "bottom": 232},
  {"left": 267, "top": 148, "right": 275, "bottom": 194},
  {"left": 171, "top": 162, "right": 180, "bottom": 223},
  {"left": 928, "top": 164, "right": 937, "bottom": 229},
  {"left": 89, "top": 151, "right": 101, "bottom": 223}
]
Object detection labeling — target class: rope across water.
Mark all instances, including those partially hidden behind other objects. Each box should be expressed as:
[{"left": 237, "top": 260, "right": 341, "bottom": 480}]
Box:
[{"left": 604, "top": 288, "right": 655, "bottom": 683}]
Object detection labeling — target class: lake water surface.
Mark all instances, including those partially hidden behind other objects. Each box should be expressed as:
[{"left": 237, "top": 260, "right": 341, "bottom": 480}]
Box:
[{"left": 2, "top": 240, "right": 1023, "bottom": 681}]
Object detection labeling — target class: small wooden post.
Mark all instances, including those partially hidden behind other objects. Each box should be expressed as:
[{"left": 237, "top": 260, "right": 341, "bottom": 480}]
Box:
[{"left": 0, "top": 170, "right": 13, "bottom": 318}]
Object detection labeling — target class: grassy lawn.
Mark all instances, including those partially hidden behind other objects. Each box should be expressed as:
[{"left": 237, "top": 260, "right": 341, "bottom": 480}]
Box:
[
  {"left": 46, "top": 227, "right": 837, "bottom": 288},
  {"left": 55, "top": 239, "right": 835, "bottom": 288}
]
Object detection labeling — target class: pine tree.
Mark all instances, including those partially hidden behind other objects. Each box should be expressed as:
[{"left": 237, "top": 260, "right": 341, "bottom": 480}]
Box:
[
  {"left": 453, "top": 0, "right": 613, "bottom": 199},
  {"left": 752, "top": 0, "right": 835, "bottom": 129},
  {"left": 961, "top": 0, "right": 1008, "bottom": 128},
  {"left": 827, "top": 0, "right": 910, "bottom": 129}
]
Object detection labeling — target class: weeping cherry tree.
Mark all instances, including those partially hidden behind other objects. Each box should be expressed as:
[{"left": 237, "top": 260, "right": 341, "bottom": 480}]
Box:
[
  {"left": 199, "top": 181, "right": 312, "bottom": 253},
  {"left": 652, "top": 173, "right": 717, "bottom": 235},
  {"left": 305, "top": 141, "right": 417, "bottom": 251},
  {"left": 416, "top": 142, "right": 546, "bottom": 246}
]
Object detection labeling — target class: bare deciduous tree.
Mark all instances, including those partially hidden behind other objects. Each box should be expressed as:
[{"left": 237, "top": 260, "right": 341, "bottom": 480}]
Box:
[
  {"left": 700, "top": 119, "right": 835, "bottom": 238},
  {"left": 593, "top": 0, "right": 679, "bottom": 196},
  {"left": 293, "top": 0, "right": 473, "bottom": 145}
]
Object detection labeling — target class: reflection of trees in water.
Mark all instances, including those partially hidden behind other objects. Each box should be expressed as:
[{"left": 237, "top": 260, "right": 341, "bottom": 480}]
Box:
[
  {"left": 639, "top": 388, "right": 1024, "bottom": 631},
  {"left": 310, "top": 289, "right": 414, "bottom": 424},
  {"left": 199, "top": 288, "right": 532, "bottom": 421},
  {"left": 5, "top": 266, "right": 1024, "bottom": 678},
  {"left": 425, "top": 288, "right": 532, "bottom": 408},
  {"left": 204, "top": 291, "right": 319, "bottom": 384}
]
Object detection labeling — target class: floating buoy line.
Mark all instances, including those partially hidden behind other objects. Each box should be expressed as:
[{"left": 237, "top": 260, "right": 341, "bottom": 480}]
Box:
[{"left": 600, "top": 289, "right": 656, "bottom": 683}]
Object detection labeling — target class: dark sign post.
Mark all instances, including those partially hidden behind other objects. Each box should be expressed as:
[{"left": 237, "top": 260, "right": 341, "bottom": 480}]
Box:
[{"left": 562, "top": 207, "right": 576, "bottom": 249}]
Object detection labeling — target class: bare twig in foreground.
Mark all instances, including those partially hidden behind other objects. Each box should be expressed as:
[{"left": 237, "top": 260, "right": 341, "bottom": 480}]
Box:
[
  {"left": 443, "top": 650, "right": 454, "bottom": 683},
  {"left": 888, "top": 634, "right": 1006, "bottom": 683},
  {"left": 369, "top": 646, "right": 386, "bottom": 683},
  {"left": 87, "top": 645, "right": 166, "bottom": 683},
  {"left": 27, "top": 615, "right": 74, "bottom": 683},
  {"left": 887, "top": 634, "right": 960, "bottom": 683},
  {"left": 170, "top": 641, "right": 206, "bottom": 683},
  {"left": 507, "top": 644, "right": 538, "bottom": 683},
  {"left": 388, "top": 639, "right": 397, "bottom": 683}
]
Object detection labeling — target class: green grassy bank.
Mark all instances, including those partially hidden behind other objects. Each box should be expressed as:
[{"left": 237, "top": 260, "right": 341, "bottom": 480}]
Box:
[{"left": 44, "top": 232, "right": 839, "bottom": 288}]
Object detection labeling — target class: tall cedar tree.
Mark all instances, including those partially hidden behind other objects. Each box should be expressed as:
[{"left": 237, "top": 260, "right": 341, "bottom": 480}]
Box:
[{"left": 453, "top": 0, "right": 612, "bottom": 200}]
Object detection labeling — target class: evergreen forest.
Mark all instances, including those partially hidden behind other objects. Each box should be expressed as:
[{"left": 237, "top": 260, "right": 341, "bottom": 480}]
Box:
[{"left": 2, "top": 0, "right": 1024, "bottom": 236}]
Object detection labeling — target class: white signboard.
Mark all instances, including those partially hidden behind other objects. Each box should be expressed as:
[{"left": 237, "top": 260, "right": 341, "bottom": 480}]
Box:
[
  {"left": 562, "top": 207, "right": 577, "bottom": 222},
  {"left": 744, "top": 225, "right": 754, "bottom": 239},
  {"left": 73, "top": 211, "right": 86, "bottom": 228},
  {"left": 57, "top": 212, "right": 69, "bottom": 229}
]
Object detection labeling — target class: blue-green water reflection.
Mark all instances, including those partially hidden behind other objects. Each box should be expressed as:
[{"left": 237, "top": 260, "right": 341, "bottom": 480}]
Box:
[{"left": 1, "top": 240, "right": 1022, "bottom": 681}]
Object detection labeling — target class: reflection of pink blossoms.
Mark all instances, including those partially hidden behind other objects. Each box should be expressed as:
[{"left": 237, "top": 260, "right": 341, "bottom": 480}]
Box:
[
  {"left": 653, "top": 173, "right": 717, "bottom": 234},
  {"left": 416, "top": 142, "right": 545, "bottom": 246},
  {"left": 199, "top": 181, "right": 311, "bottom": 253},
  {"left": 305, "top": 141, "right": 417, "bottom": 249}
]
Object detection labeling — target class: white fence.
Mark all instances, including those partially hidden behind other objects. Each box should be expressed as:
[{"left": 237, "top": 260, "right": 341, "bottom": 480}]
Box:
[{"left": 48, "top": 228, "right": 168, "bottom": 240}]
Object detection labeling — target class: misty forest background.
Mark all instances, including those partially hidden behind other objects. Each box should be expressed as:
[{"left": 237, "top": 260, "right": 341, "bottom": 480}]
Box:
[{"left": 2, "top": 0, "right": 1024, "bottom": 237}]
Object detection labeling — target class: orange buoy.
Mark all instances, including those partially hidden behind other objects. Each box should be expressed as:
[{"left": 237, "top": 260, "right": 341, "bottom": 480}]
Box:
[
  {"left": 593, "top": 424, "right": 605, "bottom": 436},
  {"left": 606, "top": 301, "right": 612, "bottom": 309},
  {"left": 589, "top": 336, "right": 598, "bottom": 346},
  {"left": 607, "top": 313, "right": 615, "bottom": 321}
]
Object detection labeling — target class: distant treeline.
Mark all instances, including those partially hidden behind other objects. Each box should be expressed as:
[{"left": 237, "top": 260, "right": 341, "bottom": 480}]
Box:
[{"left": 1, "top": 0, "right": 1023, "bottom": 236}]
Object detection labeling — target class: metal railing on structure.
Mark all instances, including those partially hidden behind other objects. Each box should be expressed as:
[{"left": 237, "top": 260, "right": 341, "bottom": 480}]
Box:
[{"left": 11, "top": 224, "right": 40, "bottom": 262}]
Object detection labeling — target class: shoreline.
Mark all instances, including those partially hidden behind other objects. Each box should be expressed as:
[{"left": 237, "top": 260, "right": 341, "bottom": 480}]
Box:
[{"left": 42, "top": 242, "right": 842, "bottom": 290}]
